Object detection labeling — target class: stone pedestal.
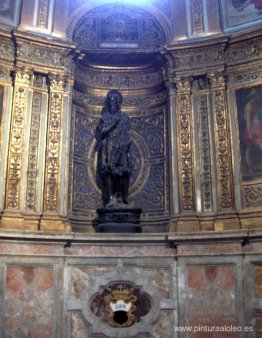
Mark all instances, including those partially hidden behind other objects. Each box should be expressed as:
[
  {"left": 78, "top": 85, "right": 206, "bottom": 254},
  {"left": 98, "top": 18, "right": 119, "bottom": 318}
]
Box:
[{"left": 96, "top": 203, "right": 142, "bottom": 233}]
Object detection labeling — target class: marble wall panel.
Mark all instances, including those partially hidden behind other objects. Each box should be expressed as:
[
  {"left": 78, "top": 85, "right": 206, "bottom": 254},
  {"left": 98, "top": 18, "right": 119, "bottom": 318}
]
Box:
[
  {"left": 187, "top": 265, "right": 236, "bottom": 338},
  {"left": 70, "top": 266, "right": 113, "bottom": 299},
  {"left": 3, "top": 266, "right": 54, "bottom": 338}
]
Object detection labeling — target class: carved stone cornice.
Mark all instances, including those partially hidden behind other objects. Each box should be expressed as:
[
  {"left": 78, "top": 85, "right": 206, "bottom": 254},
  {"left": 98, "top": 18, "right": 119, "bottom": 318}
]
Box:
[
  {"left": 75, "top": 64, "right": 164, "bottom": 90},
  {"left": 163, "top": 37, "right": 227, "bottom": 75},
  {"left": 0, "top": 30, "right": 15, "bottom": 64},
  {"left": 13, "top": 30, "right": 78, "bottom": 76},
  {"left": 226, "top": 33, "right": 262, "bottom": 67},
  {"left": 73, "top": 89, "right": 166, "bottom": 109}
]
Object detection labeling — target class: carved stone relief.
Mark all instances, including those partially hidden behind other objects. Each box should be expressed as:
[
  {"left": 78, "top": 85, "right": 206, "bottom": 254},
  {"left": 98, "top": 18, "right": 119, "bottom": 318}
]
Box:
[
  {"left": 72, "top": 4, "right": 166, "bottom": 50},
  {"left": 26, "top": 91, "right": 42, "bottom": 211},
  {"left": 209, "top": 72, "right": 233, "bottom": 209},
  {"left": 38, "top": 0, "right": 50, "bottom": 28},
  {"left": 14, "top": 34, "right": 75, "bottom": 76},
  {"left": 191, "top": 0, "right": 204, "bottom": 34},
  {"left": 198, "top": 94, "right": 213, "bottom": 211},
  {"left": 71, "top": 107, "right": 167, "bottom": 215},
  {"left": 176, "top": 77, "right": 195, "bottom": 212},
  {"left": 75, "top": 66, "right": 164, "bottom": 90},
  {"left": 43, "top": 74, "right": 65, "bottom": 212},
  {"left": 6, "top": 68, "right": 31, "bottom": 209},
  {"left": 244, "top": 185, "right": 262, "bottom": 208},
  {"left": 228, "top": 68, "right": 262, "bottom": 88},
  {"left": 173, "top": 46, "right": 225, "bottom": 73},
  {"left": 226, "top": 38, "right": 262, "bottom": 66},
  {"left": 0, "top": 34, "right": 15, "bottom": 63}
]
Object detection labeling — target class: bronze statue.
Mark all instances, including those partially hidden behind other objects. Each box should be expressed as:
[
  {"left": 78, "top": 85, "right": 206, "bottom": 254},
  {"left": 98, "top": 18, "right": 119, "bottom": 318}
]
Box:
[{"left": 95, "top": 90, "right": 132, "bottom": 206}]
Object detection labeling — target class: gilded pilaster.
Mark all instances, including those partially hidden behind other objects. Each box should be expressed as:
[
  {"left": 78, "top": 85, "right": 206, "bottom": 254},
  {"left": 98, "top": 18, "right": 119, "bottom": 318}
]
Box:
[
  {"left": 209, "top": 72, "right": 233, "bottom": 209},
  {"left": 209, "top": 72, "right": 239, "bottom": 229},
  {"left": 6, "top": 68, "right": 31, "bottom": 210},
  {"left": 25, "top": 75, "right": 47, "bottom": 213},
  {"left": 40, "top": 73, "right": 71, "bottom": 231},
  {"left": 198, "top": 93, "right": 213, "bottom": 212},
  {"left": 176, "top": 77, "right": 195, "bottom": 212},
  {"left": 176, "top": 77, "right": 200, "bottom": 231},
  {"left": 44, "top": 74, "right": 64, "bottom": 212}
]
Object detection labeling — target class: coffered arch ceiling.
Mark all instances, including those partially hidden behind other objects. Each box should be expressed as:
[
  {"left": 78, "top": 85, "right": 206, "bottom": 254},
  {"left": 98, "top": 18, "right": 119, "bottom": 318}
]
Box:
[{"left": 68, "top": 1, "right": 172, "bottom": 52}]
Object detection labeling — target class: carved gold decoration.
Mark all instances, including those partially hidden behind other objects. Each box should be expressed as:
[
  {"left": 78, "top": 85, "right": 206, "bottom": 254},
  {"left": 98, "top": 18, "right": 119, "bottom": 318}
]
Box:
[
  {"left": 176, "top": 77, "right": 194, "bottom": 211},
  {"left": 209, "top": 72, "right": 233, "bottom": 209},
  {"left": 44, "top": 74, "right": 65, "bottom": 212},
  {"left": 26, "top": 91, "right": 42, "bottom": 211},
  {"left": 105, "top": 284, "right": 137, "bottom": 328},
  {"left": 170, "top": 45, "right": 225, "bottom": 73},
  {"left": 75, "top": 66, "right": 164, "bottom": 90},
  {"left": 244, "top": 185, "right": 262, "bottom": 208},
  {"left": 14, "top": 32, "right": 76, "bottom": 76},
  {"left": 6, "top": 69, "right": 31, "bottom": 209},
  {"left": 199, "top": 94, "right": 213, "bottom": 211},
  {"left": 38, "top": 0, "right": 50, "bottom": 28},
  {"left": 191, "top": 0, "right": 204, "bottom": 34},
  {"left": 226, "top": 38, "right": 262, "bottom": 66},
  {"left": 0, "top": 33, "right": 15, "bottom": 63},
  {"left": 228, "top": 68, "right": 262, "bottom": 87}
]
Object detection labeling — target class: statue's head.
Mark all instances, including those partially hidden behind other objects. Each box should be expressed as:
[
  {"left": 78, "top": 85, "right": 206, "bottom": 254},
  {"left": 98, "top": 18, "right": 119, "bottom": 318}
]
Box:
[{"left": 106, "top": 90, "right": 123, "bottom": 114}]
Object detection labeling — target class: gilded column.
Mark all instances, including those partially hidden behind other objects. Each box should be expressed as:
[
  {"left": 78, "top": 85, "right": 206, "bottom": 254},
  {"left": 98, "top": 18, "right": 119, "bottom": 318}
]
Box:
[
  {"left": 176, "top": 77, "right": 199, "bottom": 231},
  {"left": 209, "top": 72, "right": 239, "bottom": 229},
  {"left": 40, "top": 73, "right": 71, "bottom": 231}
]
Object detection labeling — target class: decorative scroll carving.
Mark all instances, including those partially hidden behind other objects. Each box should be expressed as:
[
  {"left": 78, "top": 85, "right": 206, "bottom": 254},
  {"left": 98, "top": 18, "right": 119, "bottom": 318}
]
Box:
[
  {"left": 75, "top": 66, "right": 164, "bottom": 90},
  {"left": 0, "top": 67, "right": 11, "bottom": 82},
  {"left": 72, "top": 4, "right": 166, "bottom": 50},
  {"left": 72, "top": 109, "right": 166, "bottom": 214},
  {"left": 131, "top": 114, "right": 164, "bottom": 157},
  {"left": 38, "top": 0, "right": 49, "bottom": 28},
  {"left": 26, "top": 91, "right": 42, "bottom": 211},
  {"left": 199, "top": 95, "right": 213, "bottom": 211},
  {"left": 176, "top": 78, "right": 194, "bottom": 211},
  {"left": 174, "top": 47, "right": 224, "bottom": 72},
  {"left": 191, "top": 0, "right": 204, "bottom": 34},
  {"left": 0, "top": 35, "right": 15, "bottom": 63},
  {"left": 226, "top": 39, "right": 262, "bottom": 66},
  {"left": 133, "top": 163, "right": 165, "bottom": 212},
  {"left": 244, "top": 185, "right": 262, "bottom": 208},
  {"left": 73, "top": 90, "right": 166, "bottom": 108},
  {"left": 228, "top": 69, "right": 262, "bottom": 87},
  {"left": 44, "top": 74, "right": 65, "bottom": 212},
  {"left": 15, "top": 39, "right": 74, "bottom": 76},
  {"left": 6, "top": 69, "right": 31, "bottom": 209},
  {"left": 209, "top": 72, "right": 233, "bottom": 209}
]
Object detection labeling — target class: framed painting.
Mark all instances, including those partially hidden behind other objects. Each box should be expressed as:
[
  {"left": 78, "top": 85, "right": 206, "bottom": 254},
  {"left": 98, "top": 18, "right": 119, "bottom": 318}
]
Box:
[
  {"left": 236, "top": 85, "right": 262, "bottom": 182},
  {"left": 222, "top": 0, "right": 262, "bottom": 28}
]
